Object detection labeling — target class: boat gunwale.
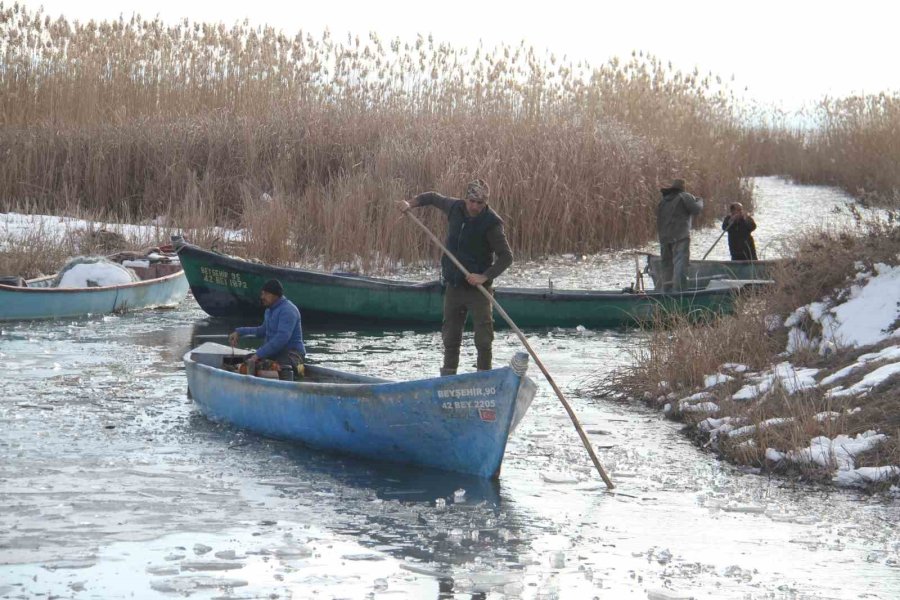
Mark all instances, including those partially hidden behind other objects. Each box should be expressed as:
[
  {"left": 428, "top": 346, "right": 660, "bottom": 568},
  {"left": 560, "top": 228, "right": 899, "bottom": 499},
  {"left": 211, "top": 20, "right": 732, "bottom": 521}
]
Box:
[
  {"left": 0, "top": 267, "right": 186, "bottom": 293},
  {"left": 179, "top": 243, "right": 745, "bottom": 299},
  {"left": 184, "top": 351, "right": 518, "bottom": 398}
]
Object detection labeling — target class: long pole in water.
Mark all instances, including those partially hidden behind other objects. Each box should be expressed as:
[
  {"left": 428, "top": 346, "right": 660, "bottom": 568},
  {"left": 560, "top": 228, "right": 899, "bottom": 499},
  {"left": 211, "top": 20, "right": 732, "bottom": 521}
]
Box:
[
  {"left": 400, "top": 207, "right": 615, "bottom": 489},
  {"left": 702, "top": 219, "right": 734, "bottom": 260}
]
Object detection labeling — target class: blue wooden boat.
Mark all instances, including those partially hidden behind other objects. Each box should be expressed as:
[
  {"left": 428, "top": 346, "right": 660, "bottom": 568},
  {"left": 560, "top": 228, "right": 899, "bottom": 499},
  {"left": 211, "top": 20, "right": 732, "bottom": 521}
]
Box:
[
  {"left": 184, "top": 342, "right": 537, "bottom": 478},
  {"left": 0, "top": 261, "right": 189, "bottom": 321}
]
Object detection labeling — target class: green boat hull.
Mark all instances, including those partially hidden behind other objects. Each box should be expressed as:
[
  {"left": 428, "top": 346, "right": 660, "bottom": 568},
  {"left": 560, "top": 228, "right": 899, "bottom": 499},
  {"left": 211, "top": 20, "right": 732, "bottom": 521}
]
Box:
[
  {"left": 645, "top": 254, "right": 779, "bottom": 289},
  {"left": 177, "top": 244, "right": 745, "bottom": 328}
]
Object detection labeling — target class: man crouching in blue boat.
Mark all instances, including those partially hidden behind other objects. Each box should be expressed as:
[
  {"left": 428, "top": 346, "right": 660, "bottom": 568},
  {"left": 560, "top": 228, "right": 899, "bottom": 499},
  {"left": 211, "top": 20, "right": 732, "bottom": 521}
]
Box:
[{"left": 228, "top": 279, "right": 306, "bottom": 381}]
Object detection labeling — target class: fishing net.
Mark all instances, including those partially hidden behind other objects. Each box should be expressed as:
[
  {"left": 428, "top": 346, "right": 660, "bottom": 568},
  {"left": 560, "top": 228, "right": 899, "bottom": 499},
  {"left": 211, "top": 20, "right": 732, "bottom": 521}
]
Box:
[{"left": 53, "top": 256, "right": 139, "bottom": 288}]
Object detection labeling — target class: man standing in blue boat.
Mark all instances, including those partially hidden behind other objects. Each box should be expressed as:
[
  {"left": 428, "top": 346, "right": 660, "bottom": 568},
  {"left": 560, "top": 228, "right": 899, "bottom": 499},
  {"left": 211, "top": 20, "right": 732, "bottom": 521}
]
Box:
[
  {"left": 657, "top": 177, "right": 704, "bottom": 292},
  {"left": 228, "top": 279, "right": 306, "bottom": 381},
  {"left": 399, "top": 179, "right": 513, "bottom": 376}
]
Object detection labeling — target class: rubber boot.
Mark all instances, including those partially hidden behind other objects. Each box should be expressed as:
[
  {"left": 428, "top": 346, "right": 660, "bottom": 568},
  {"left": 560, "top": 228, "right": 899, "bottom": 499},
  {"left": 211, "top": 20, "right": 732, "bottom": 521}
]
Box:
[{"left": 440, "top": 367, "right": 457, "bottom": 377}]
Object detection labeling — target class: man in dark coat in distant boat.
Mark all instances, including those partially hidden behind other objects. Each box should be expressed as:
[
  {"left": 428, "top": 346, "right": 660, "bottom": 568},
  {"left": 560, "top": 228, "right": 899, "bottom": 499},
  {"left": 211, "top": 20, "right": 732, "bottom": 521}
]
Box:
[
  {"left": 656, "top": 178, "right": 704, "bottom": 292},
  {"left": 228, "top": 279, "right": 306, "bottom": 380},
  {"left": 398, "top": 179, "right": 513, "bottom": 376},
  {"left": 722, "top": 202, "right": 758, "bottom": 261}
]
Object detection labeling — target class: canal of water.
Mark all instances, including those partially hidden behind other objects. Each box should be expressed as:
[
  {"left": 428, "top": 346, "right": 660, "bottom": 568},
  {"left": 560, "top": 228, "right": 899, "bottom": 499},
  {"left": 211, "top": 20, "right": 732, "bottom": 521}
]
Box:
[{"left": 1, "top": 177, "right": 897, "bottom": 599}]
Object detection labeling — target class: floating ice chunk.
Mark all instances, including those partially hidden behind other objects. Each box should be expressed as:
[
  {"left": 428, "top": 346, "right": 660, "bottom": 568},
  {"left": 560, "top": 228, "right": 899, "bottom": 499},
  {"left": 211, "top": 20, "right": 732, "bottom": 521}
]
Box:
[
  {"left": 41, "top": 559, "right": 96, "bottom": 570},
  {"left": 274, "top": 544, "right": 313, "bottom": 558},
  {"left": 193, "top": 543, "right": 212, "bottom": 555},
  {"left": 453, "top": 488, "right": 466, "bottom": 502},
  {"left": 146, "top": 565, "right": 180, "bottom": 576},
  {"left": 180, "top": 561, "right": 244, "bottom": 571},
  {"left": 646, "top": 588, "right": 695, "bottom": 599},
  {"left": 373, "top": 578, "right": 389, "bottom": 592},
  {"left": 399, "top": 563, "right": 444, "bottom": 577},
  {"left": 150, "top": 577, "right": 248, "bottom": 592},
  {"left": 550, "top": 551, "right": 566, "bottom": 568},
  {"left": 434, "top": 498, "right": 446, "bottom": 511},
  {"left": 540, "top": 471, "right": 580, "bottom": 484},
  {"left": 341, "top": 553, "right": 385, "bottom": 561},
  {"left": 722, "top": 503, "right": 766, "bottom": 514}
]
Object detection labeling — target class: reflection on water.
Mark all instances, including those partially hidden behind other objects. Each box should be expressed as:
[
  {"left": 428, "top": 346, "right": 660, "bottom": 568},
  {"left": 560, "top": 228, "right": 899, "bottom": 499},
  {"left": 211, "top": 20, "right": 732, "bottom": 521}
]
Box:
[{"left": 1, "top": 177, "right": 898, "bottom": 599}]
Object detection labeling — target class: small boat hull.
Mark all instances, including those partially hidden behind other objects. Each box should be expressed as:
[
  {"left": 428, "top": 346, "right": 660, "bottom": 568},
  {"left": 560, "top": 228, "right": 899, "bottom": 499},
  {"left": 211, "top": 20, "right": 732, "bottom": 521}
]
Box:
[
  {"left": 185, "top": 344, "right": 536, "bottom": 478},
  {"left": 0, "top": 266, "right": 189, "bottom": 321}
]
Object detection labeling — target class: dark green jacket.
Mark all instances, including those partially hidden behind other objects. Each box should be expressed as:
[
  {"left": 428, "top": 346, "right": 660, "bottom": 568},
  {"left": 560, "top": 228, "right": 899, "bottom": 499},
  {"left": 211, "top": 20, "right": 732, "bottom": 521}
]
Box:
[
  {"left": 657, "top": 187, "right": 704, "bottom": 243},
  {"left": 414, "top": 192, "right": 513, "bottom": 286}
]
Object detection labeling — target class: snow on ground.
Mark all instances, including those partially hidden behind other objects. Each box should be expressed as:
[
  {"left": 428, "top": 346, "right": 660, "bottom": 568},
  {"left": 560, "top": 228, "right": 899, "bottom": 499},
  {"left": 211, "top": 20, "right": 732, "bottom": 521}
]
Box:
[
  {"left": 729, "top": 362, "right": 819, "bottom": 401},
  {"left": 0, "top": 212, "right": 242, "bottom": 250},
  {"left": 820, "top": 344, "right": 900, "bottom": 386},
  {"left": 695, "top": 262, "right": 900, "bottom": 487},
  {"left": 766, "top": 431, "right": 899, "bottom": 487},
  {"left": 826, "top": 362, "right": 900, "bottom": 398},
  {"left": 785, "top": 262, "right": 900, "bottom": 353}
]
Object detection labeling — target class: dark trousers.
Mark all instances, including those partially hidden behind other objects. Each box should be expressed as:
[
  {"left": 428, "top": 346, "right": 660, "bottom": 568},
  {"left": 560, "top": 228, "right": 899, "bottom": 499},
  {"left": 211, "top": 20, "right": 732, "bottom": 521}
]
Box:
[
  {"left": 271, "top": 348, "right": 304, "bottom": 381},
  {"left": 442, "top": 284, "right": 494, "bottom": 374}
]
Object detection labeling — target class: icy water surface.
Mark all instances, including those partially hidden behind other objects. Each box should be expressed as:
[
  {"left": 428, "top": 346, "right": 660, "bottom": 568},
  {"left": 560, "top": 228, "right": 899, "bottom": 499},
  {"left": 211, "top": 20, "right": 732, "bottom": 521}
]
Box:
[{"left": 1, "top": 178, "right": 898, "bottom": 599}]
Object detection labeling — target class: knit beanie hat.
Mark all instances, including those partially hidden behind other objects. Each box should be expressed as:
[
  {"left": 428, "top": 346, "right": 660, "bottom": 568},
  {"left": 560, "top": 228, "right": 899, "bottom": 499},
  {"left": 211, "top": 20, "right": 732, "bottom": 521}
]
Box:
[{"left": 261, "top": 279, "right": 284, "bottom": 296}]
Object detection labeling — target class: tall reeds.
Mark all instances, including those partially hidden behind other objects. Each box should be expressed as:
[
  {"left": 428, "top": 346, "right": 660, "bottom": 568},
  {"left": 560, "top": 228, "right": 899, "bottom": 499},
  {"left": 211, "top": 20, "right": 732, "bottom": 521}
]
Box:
[
  {"left": 1, "top": 3, "right": 751, "bottom": 266},
  {"left": 738, "top": 95, "right": 900, "bottom": 207}
]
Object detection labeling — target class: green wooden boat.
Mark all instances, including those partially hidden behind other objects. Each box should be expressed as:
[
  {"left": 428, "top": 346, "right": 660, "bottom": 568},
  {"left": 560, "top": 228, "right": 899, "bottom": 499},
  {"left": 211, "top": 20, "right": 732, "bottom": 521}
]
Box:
[
  {"left": 644, "top": 254, "right": 780, "bottom": 289},
  {"left": 176, "top": 243, "right": 750, "bottom": 328}
]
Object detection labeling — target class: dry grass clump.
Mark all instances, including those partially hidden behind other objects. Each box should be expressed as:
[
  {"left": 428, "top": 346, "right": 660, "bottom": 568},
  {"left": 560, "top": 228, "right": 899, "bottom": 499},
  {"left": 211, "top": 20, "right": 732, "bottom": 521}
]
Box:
[
  {"left": 765, "top": 213, "right": 900, "bottom": 318},
  {"left": 0, "top": 4, "right": 751, "bottom": 267},
  {"left": 0, "top": 223, "right": 150, "bottom": 279},
  {"left": 592, "top": 219, "right": 900, "bottom": 486}
]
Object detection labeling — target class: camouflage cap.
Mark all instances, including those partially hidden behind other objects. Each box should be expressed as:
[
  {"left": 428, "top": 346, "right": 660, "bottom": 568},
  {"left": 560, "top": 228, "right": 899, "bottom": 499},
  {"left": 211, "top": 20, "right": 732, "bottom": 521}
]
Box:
[{"left": 464, "top": 179, "right": 490, "bottom": 202}]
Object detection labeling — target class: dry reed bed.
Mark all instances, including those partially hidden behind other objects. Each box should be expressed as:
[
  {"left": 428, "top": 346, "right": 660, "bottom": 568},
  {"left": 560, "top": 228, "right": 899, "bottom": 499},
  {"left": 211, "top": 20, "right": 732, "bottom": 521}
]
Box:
[
  {"left": 593, "top": 220, "right": 900, "bottom": 487},
  {"left": 1, "top": 4, "right": 749, "bottom": 267},
  {"left": 739, "top": 94, "right": 900, "bottom": 207}
]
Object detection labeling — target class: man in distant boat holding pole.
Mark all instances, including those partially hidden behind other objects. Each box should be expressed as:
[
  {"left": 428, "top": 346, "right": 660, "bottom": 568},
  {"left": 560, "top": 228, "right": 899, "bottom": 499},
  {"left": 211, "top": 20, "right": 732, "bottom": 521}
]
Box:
[
  {"left": 656, "top": 177, "right": 704, "bottom": 292},
  {"left": 228, "top": 279, "right": 306, "bottom": 381},
  {"left": 397, "top": 179, "right": 513, "bottom": 376},
  {"left": 722, "top": 202, "right": 758, "bottom": 261}
]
